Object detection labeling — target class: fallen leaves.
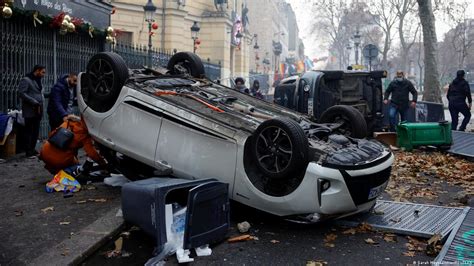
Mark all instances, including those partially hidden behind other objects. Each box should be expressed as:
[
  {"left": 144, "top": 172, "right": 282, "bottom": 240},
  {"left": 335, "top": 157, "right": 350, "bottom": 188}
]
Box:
[
  {"left": 41, "top": 206, "right": 54, "bottom": 213},
  {"left": 364, "top": 238, "right": 378, "bottom": 245},
  {"left": 324, "top": 233, "right": 337, "bottom": 248},
  {"left": 426, "top": 233, "right": 442, "bottom": 256},
  {"left": 227, "top": 234, "right": 257, "bottom": 243},
  {"left": 306, "top": 260, "right": 328, "bottom": 266},
  {"left": 387, "top": 151, "right": 474, "bottom": 203},
  {"left": 402, "top": 251, "right": 415, "bottom": 257},
  {"left": 383, "top": 234, "right": 397, "bottom": 243}
]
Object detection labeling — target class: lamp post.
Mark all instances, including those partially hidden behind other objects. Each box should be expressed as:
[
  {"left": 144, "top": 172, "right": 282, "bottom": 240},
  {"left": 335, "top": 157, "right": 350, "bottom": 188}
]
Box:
[
  {"left": 191, "top": 21, "right": 200, "bottom": 53},
  {"left": 353, "top": 30, "right": 361, "bottom": 65},
  {"left": 346, "top": 43, "right": 352, "bottom": 67},
  {"left": 143, "top": 0, "right": 157, "bottom": 68}
]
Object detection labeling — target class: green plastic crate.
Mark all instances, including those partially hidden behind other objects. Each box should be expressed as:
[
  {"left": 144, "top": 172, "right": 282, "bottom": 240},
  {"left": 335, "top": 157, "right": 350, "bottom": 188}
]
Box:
[{"left": 396, "top": 122, "right": 452, "bottom": 151}]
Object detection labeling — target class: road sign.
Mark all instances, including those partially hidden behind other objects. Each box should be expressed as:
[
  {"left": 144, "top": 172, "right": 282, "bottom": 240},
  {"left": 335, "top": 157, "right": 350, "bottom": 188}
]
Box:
[{"left": 362, "top": 44, "right": 379, "bottom": 71}]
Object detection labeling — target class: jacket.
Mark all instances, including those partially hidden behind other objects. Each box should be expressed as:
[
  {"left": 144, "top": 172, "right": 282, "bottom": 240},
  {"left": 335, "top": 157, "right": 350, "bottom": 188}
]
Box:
[
  {"left": 384, "top": 78, "right": 418, "bottom": 109},
  {"left": 18, "top": 74, "right": 44, "bottom": 118},
  {"left": 47, "top": 75, "right": 76, "bottom": 122},
  {"left": 40, "top": 119, "right": 106, "bottom": 174},
  {"left": 447, "top": 78, "right": 472, "bottom": 106}
]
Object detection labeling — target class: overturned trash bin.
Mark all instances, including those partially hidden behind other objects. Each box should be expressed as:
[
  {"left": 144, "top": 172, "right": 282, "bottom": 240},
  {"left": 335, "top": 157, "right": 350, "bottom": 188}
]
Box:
[{"left": 122, "top": 177, "right": 230, "bottom": 262}]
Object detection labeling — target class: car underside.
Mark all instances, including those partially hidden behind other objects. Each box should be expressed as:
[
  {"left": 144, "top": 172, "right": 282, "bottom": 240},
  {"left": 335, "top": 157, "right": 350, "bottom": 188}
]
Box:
[{"left": 78, "top": 52, "right": 394, "bottom": 220}]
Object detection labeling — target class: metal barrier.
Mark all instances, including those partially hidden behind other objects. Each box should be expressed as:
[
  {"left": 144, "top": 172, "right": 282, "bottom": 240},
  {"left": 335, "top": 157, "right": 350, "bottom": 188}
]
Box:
[{"left": 1, "top": 16, "right": 104, "bottom": 139}]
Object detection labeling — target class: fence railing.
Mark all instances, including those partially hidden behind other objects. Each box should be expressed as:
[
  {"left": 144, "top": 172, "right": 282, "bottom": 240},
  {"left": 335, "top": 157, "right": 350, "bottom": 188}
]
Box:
[{"left": 112, "top": 42, "right": 222, "bottom": 81}]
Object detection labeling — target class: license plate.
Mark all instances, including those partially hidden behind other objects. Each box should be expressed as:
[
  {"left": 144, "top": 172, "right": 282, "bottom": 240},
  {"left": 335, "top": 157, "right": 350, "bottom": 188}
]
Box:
[{"left": 368, "top": 184, "right": 385, "bottom": 200}]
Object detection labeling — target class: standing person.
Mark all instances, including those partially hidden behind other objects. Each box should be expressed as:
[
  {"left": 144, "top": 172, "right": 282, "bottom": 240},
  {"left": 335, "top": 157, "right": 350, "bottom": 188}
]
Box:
[
  {"left": 18, "top": 65, "right": 46, "bottom": 158},
  {"left": 47, "top": 72, "right": 78, "bottom": 130},
  {"left": 234, "top": 77, "right": 249, "bottom": 94},
  {"left": 383, "top": 71, "right": 418, "bottom": 132},
  {"left": 250, "top": 80, "right": 264, "bottom": 99},
  {"left": 447, "top": 70, "right": 472, "bottom": 131}
]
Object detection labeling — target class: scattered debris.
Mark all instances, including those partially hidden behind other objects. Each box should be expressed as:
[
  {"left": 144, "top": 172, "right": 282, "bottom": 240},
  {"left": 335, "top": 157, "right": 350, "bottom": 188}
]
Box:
[
  {"left": 60, "top": 221, "right": 71, "bottom": 225},
  {"left": 270, "top": 239, "right": 280, "bottom": 244},
  {"left": 364, "top": 238, "right": 378, "bottom": 245},
  {"left": 41, "top": 206, "right": 54, "bottom": 213},
  {"left": 402, "top": 251, "right": 415, "bottom": 257},
  {"left": 389, "top": 217, "right": 402, "bottom": 223},
  {"left": 14, "top": 210, "right": 23, "bottom": 217},
  {"left": 306, "top": 260, "right": 328, "bottom": 266},
  {"left": 105, "top": 237, "right": 123, "bottom": 258},
  {"left": 75, "top": 200, "right": 87, "bottom": 204},
  {"left": 373, "top": 210, "right": 385, "bottom": 215},
  {"left": 426, "top": 233, "right": 442, "bottom": 256},
  {"left": 88, "top": 198, "right": 107, "bottom": 203},
  {"left": 61, "top": 248, "right": 70, "bottom": 256},
  {"left": 356, "top": 223, "right": 374, "bottom": 233},
  {"left": 324, "top": 233, "right": 337, "bottom": 248},
  {"left": 227, "top": 234, "right": 255, "bottom": 243},
  {"left": 237, "top": 221, "right": 251, "bottom": 233},
  {"left": 383, "top": 233, "right": 397, "bottom": 243},
  {"left": 342, "top": 228, "right": 357, "bottom": 235}
]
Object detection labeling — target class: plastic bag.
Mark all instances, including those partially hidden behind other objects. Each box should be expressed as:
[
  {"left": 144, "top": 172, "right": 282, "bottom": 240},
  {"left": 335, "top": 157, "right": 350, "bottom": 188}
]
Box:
[{"left": 45, "top": 170, "right": 82, "bottom": 193}]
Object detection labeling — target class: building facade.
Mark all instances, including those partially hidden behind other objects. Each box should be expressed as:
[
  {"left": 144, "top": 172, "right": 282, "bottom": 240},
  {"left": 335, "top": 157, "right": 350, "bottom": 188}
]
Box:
[{"left": 110, "top": 0, "right": 252, "bottom": 84}]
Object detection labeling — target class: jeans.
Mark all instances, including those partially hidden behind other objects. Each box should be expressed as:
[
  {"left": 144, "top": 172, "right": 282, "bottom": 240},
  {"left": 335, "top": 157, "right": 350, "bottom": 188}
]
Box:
[
  {"left": 24, "top": 116, "right": 42, "bottom": 156},
  {"left": 449, "top": 103, "right": 471, "bottom": 131},
  {"left": 389, "top": 103, "right": 409, "bottom": 132}
]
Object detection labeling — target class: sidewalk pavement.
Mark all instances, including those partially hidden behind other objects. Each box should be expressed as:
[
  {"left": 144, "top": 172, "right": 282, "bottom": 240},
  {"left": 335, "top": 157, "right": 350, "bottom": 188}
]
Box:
[{"left": 0, "top": 155, "right": 123, "bottom": 266}]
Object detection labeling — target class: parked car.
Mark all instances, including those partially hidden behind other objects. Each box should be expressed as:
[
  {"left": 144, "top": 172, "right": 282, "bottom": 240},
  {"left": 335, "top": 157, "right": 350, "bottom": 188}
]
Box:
[
  {"left": 77, "top": 52, "right": 394, "bottom": 222},
  {"left": 274, "top": 70, "right": 387, "bottom": 138}
]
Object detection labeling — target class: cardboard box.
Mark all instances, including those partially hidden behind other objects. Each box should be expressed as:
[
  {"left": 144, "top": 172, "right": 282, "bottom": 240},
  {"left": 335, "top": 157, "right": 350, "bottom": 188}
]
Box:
[
  {"left": 373, "top": 132, "right": 397, "bottom": 147},
  {"left": 0, "top": 133, "right": 16, "bottom": 159}
]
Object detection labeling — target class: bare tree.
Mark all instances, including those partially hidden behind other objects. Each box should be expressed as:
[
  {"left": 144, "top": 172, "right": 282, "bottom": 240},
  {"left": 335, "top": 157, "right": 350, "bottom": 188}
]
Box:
[
  {"left": 389, "top": 0, "right": 421, "bottom": 72},
  {"left": 310, "top": 0, "right": 350, "bottom": 69},
  {"left": 367, "top": 0, "right": 398, "bottom": 70},
  {"left": 417, "top": 0, "right": 442, "bottom": 103},
  {"left": 442, "top": 1, "right": 474, "bottom": 68}
]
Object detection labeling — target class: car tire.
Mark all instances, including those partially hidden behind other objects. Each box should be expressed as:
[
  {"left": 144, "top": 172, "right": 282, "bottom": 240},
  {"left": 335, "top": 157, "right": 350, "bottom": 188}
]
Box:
[
  {"left": 167, "top": 52, "right": 205, "bottom": 78},
  {"left": 319, "top": 105, "right": 368, "bottom": 138},
  {"left": 251, "top": 117, "right": 308, "bottom": 179},
  {"left": 84, "top": 52, "right": 129, "bottom": 113}
]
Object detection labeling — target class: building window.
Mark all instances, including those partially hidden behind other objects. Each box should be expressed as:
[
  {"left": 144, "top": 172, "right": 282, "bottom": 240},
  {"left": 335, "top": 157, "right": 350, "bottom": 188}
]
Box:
[{"left": 116, "top": 31, "right": 133, "bottom": 45}]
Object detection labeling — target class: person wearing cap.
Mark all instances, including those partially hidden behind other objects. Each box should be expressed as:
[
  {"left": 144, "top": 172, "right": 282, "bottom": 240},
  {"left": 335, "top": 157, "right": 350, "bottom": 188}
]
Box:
[
  {"left": 384, "top": 71, "right": 418, "bottom": 132},
  {"left": 234, "top": 77, "right": 249, "bottom": 94},
  {"left": 447, "top": 70, "right": 472, "bottom": 131}
]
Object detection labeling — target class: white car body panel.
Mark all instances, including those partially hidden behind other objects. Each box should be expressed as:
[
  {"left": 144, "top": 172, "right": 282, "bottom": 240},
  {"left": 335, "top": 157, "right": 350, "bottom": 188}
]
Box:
[{"left": 77, "top": 69, "right": 394, "bottom": 218}]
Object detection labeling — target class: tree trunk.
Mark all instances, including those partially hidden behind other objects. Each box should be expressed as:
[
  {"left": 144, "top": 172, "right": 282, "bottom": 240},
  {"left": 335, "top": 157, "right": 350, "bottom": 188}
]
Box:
[
  {"left": 417, "top": 0, "right": 442, "bottom": 103},
  {"left": 381, "top": 28, "right": 391, "bottom": 70}
]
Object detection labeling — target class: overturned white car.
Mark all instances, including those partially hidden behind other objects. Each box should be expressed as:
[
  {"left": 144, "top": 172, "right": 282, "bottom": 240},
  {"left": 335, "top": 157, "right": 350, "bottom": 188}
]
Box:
[{"left": 78, "top": 52, "right": 393, "bottom": 221}]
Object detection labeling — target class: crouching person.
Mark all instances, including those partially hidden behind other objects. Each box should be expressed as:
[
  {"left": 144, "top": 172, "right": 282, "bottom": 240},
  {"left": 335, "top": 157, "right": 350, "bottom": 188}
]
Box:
[{"left": 39, "top": 116, "right": 107, "bottom": 176}]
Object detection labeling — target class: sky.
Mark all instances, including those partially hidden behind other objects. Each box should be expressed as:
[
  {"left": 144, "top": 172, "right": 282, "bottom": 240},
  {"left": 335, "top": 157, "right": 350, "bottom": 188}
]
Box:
[{"left": 287, "top": 0, "right": 474, "bottom": 59}]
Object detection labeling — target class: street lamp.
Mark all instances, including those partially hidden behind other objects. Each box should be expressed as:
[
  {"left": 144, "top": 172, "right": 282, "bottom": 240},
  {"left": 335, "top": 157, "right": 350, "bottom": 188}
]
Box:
[
  {"left": 143, "top": 0, "right": 157, "bottom": 68},
  {"left": 353, "top": 30, "right": 361, "bottom": 65},
  {"left": 191, "top": 21, "right": 200, "bottom": 53},
  {"left": 346, "top": 43, "right": 352, "bottom": 66}
]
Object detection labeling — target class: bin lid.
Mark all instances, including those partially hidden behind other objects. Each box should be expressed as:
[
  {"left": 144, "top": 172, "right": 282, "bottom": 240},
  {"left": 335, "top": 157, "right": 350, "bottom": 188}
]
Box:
[{"left": 183, "top": 181, "right": 230, "bottom": 249}]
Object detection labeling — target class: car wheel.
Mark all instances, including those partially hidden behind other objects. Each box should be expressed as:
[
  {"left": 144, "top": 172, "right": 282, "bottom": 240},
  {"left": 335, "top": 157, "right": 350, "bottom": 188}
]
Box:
[
  {"left": 167, "top": 52, "right": 205, "bottom": 78},
  {"left": 251, "top": 117, "right": 308, "bottom": 180},
  {"left": 84, "top": 52, "right": 129, "bottom": 113},
  {"left": 319, "top": 105, "right": 368, "bottom": 138}
]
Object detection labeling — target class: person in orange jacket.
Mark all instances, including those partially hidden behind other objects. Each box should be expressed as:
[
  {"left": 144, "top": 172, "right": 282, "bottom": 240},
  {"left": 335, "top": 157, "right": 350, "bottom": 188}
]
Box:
[{"left": 40, "top": 116, "right": 107, "bottom": 175}]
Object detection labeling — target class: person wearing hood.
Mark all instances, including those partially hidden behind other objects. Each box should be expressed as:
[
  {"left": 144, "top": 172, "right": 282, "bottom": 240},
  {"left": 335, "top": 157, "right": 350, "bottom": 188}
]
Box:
[
  {"left": 384, "top": 71, "right": 418, "bottom": 132},
  {"left": 447, "top": 70, "right": 472, "bottom": 131},
  {"left": 250, "top": 80, "right": 264, "bottom": 99},
  {"left": 18, "top": 65, "right": 46, "bottom": 158},
  {"left": 47, "top": 73, "right": 78, "bottom": 130},
  {"left": 234, "top": 77, "right": 249, "bottom": 94}
]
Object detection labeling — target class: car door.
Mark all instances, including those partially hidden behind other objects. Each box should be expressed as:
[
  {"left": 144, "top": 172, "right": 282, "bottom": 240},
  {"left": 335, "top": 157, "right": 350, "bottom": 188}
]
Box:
[
  {"left": 99, "top": 96, "right": 162, "bottom": 167},
  {"left": 155, "top": 116, "right": 237, "bottom": 189}
]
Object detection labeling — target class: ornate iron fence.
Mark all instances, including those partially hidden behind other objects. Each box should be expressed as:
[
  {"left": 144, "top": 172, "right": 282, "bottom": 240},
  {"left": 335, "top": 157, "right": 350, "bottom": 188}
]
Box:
[
  {"left": 1, "top": 16, "right": 104, "bottom": 139},
  {"left": 112, "top": 42, "right": 222, "bottom": 81}
]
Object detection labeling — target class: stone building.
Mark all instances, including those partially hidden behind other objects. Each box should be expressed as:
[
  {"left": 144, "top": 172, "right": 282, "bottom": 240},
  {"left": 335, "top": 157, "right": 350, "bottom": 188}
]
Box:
[{"left": 109, "top": 0, "right": 252, "bottom": 84}]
